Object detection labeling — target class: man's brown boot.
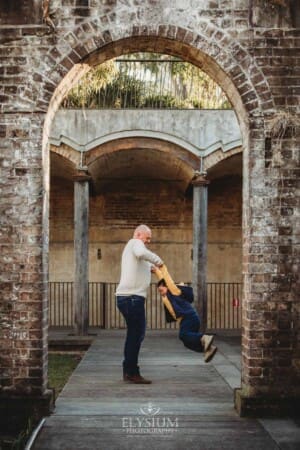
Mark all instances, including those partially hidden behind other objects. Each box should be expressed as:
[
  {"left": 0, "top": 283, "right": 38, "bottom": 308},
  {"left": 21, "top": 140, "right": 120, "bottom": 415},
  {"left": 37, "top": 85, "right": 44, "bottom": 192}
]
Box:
[{"left": 124, "top": 373, "right": 152, "bottom": 384}]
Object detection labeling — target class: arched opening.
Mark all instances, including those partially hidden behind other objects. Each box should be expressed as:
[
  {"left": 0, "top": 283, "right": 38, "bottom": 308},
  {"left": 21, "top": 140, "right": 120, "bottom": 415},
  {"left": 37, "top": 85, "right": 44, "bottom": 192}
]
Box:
[{"left": 42, "top": 30, "right": 263, "bottom": 414}]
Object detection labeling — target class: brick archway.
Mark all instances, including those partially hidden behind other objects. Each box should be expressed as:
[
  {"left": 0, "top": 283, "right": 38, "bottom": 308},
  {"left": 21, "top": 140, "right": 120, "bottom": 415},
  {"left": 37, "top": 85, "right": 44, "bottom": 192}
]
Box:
[
  {"left": 41, "top": 21, "right": 274, "bottom": 164},
  {"left": 42, "top": 24, "right": 272, "bottom": 137},
  {"left": 42, "top": 29, "right": 265, "bottom": 415}
]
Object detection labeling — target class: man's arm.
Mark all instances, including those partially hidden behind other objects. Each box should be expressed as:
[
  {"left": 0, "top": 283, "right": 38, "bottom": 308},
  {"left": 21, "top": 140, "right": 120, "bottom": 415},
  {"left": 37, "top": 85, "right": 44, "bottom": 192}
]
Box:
[{"left": 132, "top": 240, "right": 163, "bottom": 266}]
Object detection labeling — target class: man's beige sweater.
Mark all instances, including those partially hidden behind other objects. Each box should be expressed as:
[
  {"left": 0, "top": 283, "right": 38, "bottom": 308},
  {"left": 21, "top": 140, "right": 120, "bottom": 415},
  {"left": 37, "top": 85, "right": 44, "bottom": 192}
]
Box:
[{"left": 116, "top": 238, "right": 163, "bottom": 298}]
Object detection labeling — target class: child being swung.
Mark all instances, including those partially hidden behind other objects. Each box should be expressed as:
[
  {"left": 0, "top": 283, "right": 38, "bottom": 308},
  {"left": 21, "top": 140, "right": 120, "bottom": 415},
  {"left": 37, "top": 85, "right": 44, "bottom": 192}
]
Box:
[{"left": 153, "top": 265, "right": 217, "bottom": 363}]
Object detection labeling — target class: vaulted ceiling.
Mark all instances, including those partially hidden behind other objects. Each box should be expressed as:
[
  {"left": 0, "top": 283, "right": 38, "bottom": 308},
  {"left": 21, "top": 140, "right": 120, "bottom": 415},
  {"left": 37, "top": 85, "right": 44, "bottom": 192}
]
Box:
[{"left": 50, "top": 136, "right": 242, "bottom": 195}]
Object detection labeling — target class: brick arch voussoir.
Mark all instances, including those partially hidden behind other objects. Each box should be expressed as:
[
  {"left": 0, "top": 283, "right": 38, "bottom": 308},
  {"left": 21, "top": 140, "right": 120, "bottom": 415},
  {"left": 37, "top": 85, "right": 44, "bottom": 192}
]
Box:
[
  {"left": 55, "top": 20, "right": 272, "bottom": 114},
  {"left": 42, "top": 21, "right": 274, "bottom": 142}
]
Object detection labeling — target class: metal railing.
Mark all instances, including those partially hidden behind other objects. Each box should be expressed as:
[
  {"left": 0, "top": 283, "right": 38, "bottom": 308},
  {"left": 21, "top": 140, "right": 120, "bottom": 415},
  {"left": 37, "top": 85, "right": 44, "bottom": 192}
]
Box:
[
  {"left": 207, "top": 282, "right": 242, "bottom": 329},
  {"left": 49, "top": 281, "right": 242, "bottom": 330}
]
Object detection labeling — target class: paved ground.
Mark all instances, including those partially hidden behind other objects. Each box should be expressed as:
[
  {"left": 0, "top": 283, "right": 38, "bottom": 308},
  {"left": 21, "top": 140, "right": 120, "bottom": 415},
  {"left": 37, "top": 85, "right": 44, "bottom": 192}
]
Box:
[{"left": 32, "top": 330, "right": 300, "bottom": 450}]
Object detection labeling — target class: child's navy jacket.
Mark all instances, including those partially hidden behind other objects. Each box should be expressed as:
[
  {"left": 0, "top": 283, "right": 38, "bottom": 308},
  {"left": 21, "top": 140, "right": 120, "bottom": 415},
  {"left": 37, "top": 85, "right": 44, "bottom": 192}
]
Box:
[
  {"left": 166, "top": 285, "right": 195, "bottom": 319},
  {"left": 154, "top": 264, "right": 196, "bottom": 322}
]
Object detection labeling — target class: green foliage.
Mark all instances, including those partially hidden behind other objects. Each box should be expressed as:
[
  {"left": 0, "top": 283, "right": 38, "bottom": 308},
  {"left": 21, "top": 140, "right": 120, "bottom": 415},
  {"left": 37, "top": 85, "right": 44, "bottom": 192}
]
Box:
[
  {"left": 96, "top": 75, "right": 145, "bottom": 108},
  {"left": 62, "top": 53, "right": 232, "bottom": 110},
  {"left": 62, "top": 61, "right": 117, "bottom": 108},
  {"left": 142, "top": 94, "right": 182, "bottom": 108},
  {"left": 48, "top": 353, "right": 82, "bottom": 399}
]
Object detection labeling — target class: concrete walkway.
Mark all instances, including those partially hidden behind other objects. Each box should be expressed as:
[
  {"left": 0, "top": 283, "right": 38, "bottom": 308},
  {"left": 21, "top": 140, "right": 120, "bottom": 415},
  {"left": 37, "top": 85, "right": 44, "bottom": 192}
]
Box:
[{"left": 33, "top": 330, "right": 300, "bottom": 450}]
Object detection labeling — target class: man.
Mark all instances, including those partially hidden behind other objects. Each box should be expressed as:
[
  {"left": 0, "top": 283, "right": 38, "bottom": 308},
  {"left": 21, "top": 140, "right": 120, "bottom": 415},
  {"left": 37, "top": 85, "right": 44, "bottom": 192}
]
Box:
[
  {"left": 116, "top": 224, "right": 163, "bottom": 384},
  {"left": 154, "top": 265, "right": 217, "bottom": 363}
]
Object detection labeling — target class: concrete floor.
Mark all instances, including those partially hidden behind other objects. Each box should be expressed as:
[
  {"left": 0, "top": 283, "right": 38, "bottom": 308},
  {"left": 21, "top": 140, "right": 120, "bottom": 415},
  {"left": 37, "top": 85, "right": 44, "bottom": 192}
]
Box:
[{"left": 32, "top": 330, "right": 300, "bottom": 449}]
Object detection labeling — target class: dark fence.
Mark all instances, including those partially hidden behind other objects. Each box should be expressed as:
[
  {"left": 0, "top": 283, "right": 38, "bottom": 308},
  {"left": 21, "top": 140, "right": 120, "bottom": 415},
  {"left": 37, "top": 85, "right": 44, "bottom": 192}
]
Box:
[
  {"left": 49, "top": 281, "right": 242, "bottom": 330},
  {"left": 206, "top": 282, "right": 242, "bottom": 329}
]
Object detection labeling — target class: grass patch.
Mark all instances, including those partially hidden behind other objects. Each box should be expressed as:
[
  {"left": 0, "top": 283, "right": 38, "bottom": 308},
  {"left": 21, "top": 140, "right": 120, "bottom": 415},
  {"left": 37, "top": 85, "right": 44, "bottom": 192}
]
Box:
[{"left": 48, "top": 353, "right": 82, "bottom": 399}]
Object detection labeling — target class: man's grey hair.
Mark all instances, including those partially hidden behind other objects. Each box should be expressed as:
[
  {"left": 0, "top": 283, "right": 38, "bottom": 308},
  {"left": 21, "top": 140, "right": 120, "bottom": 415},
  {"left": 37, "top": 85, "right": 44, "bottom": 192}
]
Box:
[{"left": 133, "top": 224, "right": 151, "bottom": 237}]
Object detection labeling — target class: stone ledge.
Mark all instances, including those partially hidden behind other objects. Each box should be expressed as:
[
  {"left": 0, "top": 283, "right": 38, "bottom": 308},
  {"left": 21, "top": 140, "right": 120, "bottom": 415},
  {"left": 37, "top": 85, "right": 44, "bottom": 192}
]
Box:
[
  {"left": 0, "top": 390, "right": 54, "bottom": 434},
  {"left": 234, "top": 388, "right": 300, "bottom": 418}
]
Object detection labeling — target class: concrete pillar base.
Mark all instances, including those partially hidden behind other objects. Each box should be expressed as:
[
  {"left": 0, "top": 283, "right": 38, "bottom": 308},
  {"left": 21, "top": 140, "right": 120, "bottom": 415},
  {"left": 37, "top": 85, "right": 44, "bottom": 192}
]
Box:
[
  {"left": 0, "top": 389, "right": 54, "bottom": 435},
  {"left": 234, "top": 388, "right": 300, "bottom": 417}
]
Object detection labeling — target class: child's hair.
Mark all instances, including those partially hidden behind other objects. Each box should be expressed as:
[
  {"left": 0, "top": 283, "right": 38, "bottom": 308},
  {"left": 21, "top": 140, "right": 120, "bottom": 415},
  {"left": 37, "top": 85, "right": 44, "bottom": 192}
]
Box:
[{"left": 157, "top": 279, "right": 167, "bottom": 288}]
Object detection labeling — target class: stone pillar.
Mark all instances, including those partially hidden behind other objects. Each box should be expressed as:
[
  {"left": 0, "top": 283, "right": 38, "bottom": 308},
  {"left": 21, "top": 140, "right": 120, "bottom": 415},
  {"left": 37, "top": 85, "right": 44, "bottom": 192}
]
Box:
[
  {"left": 73, "top": 169, "right": 91, "bottom": 336},
  {"left": 192, "top": 171, "right": 209, "bottom": 333}
]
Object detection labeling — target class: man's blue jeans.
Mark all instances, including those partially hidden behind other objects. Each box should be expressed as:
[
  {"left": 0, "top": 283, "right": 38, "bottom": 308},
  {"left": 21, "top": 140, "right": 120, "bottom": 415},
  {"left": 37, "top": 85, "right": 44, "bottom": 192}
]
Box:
[
  {"left": 117, "top": 295, "right": 146, "bottom": 376},
  {"left": 179, "top": 311, "right": 204, "bottom": 353}
]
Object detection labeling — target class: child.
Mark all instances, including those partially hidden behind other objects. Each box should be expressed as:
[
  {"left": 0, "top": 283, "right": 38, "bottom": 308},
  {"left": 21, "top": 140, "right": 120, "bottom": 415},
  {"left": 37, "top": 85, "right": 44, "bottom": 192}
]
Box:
[{"left": 153, "top": 265, "right": 217, "bottom": 363}]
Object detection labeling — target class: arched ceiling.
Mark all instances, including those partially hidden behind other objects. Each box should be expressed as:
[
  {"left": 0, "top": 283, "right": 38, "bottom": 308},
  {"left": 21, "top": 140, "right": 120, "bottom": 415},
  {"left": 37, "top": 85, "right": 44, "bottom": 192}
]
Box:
[
  {"left": 88, "top": 147, "right": 194, "bottom": 193},
  {"left": 85, "top": 137, "right": 199, "bottom": 194},
  {"left": 50, "top": 139, "right": 242, "bottom": 194}
]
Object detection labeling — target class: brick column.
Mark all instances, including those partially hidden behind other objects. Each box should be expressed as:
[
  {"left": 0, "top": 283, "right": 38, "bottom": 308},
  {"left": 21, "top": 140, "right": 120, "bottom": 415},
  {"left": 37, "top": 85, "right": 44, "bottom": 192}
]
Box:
[
  {"left": 191, "top": 171, "right": 209, "bottom": 333},
  {"left": 0, "top": 114, "right": 54, "bottom": 436},
  {"left": 73, "top": 169, "right": 91, "bottom": 336},
  {"left": 234, "top": 122, "right": 300, "bottom": 417}
]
